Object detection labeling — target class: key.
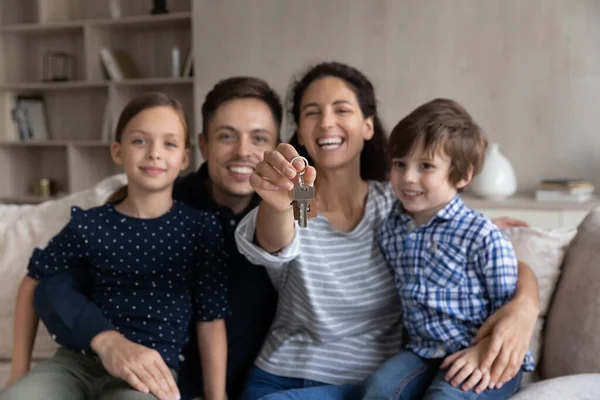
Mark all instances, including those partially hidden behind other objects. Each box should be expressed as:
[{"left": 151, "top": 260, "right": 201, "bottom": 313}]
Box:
[{"left": 292, "top": 184, "right": 314, "bottom": 228}]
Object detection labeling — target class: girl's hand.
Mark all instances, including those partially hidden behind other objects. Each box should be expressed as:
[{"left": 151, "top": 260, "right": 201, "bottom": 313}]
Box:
[
  {"left": 92, "top": 331, "right": 180, "bottom": 400},
  {"left": 441, "top": 337, "right": 492, "bottom": 393},
  {"left": 250, "top": 143, "right": 316, "bottom": 212},
  {"left": 6, "top": 366, "right": 28, "bottom": 387}
]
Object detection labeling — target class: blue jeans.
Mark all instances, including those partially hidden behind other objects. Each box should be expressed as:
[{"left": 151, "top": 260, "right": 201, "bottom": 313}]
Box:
[
  {"left": 362, "top": 350, "right": 523, "bottom": 400},
  {"left": 241, "top": 366, "right": 361, "bottom": 400}
]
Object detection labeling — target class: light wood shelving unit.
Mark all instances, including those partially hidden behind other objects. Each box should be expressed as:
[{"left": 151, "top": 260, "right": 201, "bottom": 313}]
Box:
[{"left": 0, "top": 0, "right": 194, "bottom": 204}]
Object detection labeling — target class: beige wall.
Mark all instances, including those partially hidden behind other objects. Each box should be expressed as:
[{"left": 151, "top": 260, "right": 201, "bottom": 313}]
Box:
[{"left": 193, "top": 0, "right": 600, "bottom": 191}]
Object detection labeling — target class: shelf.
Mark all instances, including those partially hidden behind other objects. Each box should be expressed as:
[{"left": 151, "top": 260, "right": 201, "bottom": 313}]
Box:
[
  {"left": 111, "top": 77, "right": 193, "bottom": 87},
  {"left": 89, "top": 12, "right": 191, "bottom": 29},
  {"left": 0, "top": 195, "right": 64, "bottom": 205},
  {"left": 0, "top": 12, "right": 191, "bottom": 34},
  {"left": 70, "top": 141, "right": 112, "bottom": 147},
  {"left": 0, "top": 81, "right": 108, "bottom": 91},
  {"left": 0, "top": 140, "right": 111, "bottom": 147},
  {"left": 462, "top": 193, "right": 600, "bottom": 211},
  {"left": 0, "top": 80, "right": 191, "bottom": 91},
  {"left": 0, "top": 20, "right": 84, "bottom": 34}
]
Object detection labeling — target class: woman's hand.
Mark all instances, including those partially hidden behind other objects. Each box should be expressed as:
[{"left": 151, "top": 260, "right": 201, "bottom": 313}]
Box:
[
  {"left": 250, "top": 143, "right": 316, "bottom": 212},
  {"left": 491, "top": 217, "right": 529, "bottom": 229},
  {"left": 471, "top": 295, "right": 537, "bottom": 389}
]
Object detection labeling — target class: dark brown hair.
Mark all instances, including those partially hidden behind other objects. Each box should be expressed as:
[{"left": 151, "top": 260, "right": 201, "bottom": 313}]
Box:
[
  {"left": 388, "top": 98, "right": 488, "bottom": 186},
  {"left": 106, "top": 92, "right": 189, "bottom": 203},
  {"left": 115, "top": 92, "right": 189, "bottom": 145},
  {"left": 288, "top": 62, "right": 388, "bottom": 181},
  {"left": 201, "top": 76, "right": 283, "bottom": 139}
]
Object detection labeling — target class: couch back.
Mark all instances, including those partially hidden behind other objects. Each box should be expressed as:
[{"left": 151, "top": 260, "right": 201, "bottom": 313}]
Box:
[
  {"left": 0, "top": 174, "right": 127, "bottom": 360},
  {"left": 542, "top": 207, "right": 600, "bottom": 378}
]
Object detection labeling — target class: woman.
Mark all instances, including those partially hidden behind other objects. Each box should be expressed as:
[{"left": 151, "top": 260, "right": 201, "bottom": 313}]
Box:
[{"left": 235, "top": 62, "right": 539, "bottom": 400}]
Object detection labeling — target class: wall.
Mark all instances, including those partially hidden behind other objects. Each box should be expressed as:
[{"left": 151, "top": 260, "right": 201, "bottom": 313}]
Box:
[{"left": 193, "top": 0, "right": 600, "bottom": 191}]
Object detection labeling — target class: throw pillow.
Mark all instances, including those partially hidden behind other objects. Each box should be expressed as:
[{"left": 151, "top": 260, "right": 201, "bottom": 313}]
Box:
[
  {"left": 0, "top": 174, "right": 127, "bottom": 360},
  {"left": 502, "top": 226, "right": 576, "bottom": 383},
  {"left": 542, "top": 207, "right": 600, "bottom": 379}
]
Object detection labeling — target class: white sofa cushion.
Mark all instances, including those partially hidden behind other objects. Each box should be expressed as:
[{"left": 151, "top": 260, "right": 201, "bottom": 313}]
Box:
[
  {"left": 0, "top": 174, "right": 127, "bottom": 360},
  {"left": 512, "top": 373, "right": 600, "bottom": 400},
  {"left": 502, "top": 227, "right": 576, "bottom": 383}
]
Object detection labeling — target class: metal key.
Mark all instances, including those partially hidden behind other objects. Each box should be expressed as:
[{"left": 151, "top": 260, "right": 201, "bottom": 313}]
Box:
[{"left": 292, "top": 184, "right": 314, "bottom": 228}]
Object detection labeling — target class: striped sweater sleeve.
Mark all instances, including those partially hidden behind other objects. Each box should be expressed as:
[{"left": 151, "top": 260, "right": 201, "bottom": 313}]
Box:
[{"left": 235, "top": 206, "right": 301, "bottom": 270}]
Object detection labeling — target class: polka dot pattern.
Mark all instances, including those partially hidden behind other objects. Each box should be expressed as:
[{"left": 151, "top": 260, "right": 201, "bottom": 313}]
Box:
[{"left": 28, "top": 201, "right": 230, "bottom": 369}]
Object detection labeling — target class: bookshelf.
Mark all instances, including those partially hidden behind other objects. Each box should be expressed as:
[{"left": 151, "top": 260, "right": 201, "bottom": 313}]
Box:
[{"left": 0, "top": 0, "right": 194, "bottom": 204}]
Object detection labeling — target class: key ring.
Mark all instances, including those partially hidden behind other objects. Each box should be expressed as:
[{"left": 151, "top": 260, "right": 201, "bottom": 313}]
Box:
[{"left": 290, "top": 156, "right": 309, "bottom": 176}]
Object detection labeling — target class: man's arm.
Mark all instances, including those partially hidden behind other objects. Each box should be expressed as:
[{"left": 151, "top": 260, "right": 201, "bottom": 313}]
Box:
[
  {"left": 472, "top": 260, "right": 539, "bottom": 388},
  {"left": 35, "top": 271, "right": 180, "bottom": 400},
  {"left": 33, "top": 269, "right": 114, "bottom": 350}
]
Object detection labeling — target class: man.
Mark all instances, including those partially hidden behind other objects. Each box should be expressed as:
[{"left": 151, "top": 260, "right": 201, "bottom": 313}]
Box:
[{"left": 32, "top": 77, "right": 282, "bottom": 400}]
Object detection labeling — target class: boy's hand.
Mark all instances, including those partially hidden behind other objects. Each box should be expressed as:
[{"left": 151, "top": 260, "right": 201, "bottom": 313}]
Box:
[{"left": 441, "top": 337, "right": 492, "bottom": 393}]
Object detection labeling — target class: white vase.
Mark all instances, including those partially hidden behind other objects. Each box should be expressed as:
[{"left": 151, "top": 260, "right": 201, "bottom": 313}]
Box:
[{"left": 468, "top": 143, "right": 517, "bottom": 200}]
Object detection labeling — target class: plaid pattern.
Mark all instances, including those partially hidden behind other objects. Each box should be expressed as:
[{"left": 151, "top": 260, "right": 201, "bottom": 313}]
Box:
[{"left": 380, "top": 195, "right": 534, "bottom": 371}]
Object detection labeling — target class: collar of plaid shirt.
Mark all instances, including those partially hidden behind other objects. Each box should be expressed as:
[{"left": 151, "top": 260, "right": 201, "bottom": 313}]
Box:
[{"left": 391, "top": 194, "right": 467, "bottom": 228}]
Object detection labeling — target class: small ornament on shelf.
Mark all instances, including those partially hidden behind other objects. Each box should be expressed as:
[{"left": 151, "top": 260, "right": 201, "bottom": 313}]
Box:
[
  {"left": 43, "top": 51, "right": 75, "bottom": 82},
  {"left": 31, "top": 178, "right": 57, "bottom": 197},
  {"left": 151, "top": 0, "right": 169, "bottom": 14},
  {"left": 468, "top": 143, "right": 517, "bottom": 200},
  {"left": 109, "top": 0, "right": 122, "bottom": 19}
]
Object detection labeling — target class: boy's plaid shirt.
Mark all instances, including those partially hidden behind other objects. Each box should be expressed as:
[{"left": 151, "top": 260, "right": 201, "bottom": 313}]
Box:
[{"left": 379, "top": 195, "right": 534, "bottom": 370}]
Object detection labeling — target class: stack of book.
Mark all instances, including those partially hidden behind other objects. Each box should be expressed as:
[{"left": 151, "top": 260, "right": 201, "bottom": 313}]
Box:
[{"left": 535, "top": 179, "right": 595, "bottom": 202}]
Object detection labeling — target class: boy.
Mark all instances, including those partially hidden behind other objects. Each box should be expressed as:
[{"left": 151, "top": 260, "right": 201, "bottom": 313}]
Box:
[{"left": 362, "top": 99, "right": 533, "bottom": 399}]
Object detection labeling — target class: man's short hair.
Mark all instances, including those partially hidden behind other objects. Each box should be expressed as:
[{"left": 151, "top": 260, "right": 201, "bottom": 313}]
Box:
[{"left": 201, "top": 77, "right": 283, "bottom": 139}]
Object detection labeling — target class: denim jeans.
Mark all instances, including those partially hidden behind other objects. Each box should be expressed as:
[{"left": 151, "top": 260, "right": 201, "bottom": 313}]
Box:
[
  {"left": 362, "top": 350, "right": 523, "bottom": 400},
  {"left": 240, "top": 366, "right": 361, "bottom": 400}
]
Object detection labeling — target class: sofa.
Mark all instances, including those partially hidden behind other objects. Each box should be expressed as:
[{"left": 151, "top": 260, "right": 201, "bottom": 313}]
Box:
[{"left": 1, "top": 174, "right": 599, "bottom": 399}]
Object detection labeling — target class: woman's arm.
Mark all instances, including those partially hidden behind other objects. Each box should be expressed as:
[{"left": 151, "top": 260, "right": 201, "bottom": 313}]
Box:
[
  {"left": 250, "top": 143, "right": 316, "bottom": 253},
  {"left": 470, "top": 260, "right": 539, "bottom": 388},
  {"left": 197, "top": 320, "right": 227, "bottom": 400},
  {"left": 7, "top": 276, "right": 40, "bottom": 387}
]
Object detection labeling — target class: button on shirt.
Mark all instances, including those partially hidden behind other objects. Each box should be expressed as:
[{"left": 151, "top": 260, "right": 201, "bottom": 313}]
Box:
[
  {"left": 379, "top": 195, "right": 534, "bottom": 370},
  {"left": 27, "top": 202, "right": 230, "bottom": 369}
]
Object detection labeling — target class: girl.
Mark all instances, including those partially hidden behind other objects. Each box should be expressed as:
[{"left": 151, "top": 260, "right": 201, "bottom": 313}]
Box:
[
  {"left": 3, "top": 92, "right": 228, "bottom": 400},
  {"left": 235, "top": 62, "right": 540, "bottom": 399}
]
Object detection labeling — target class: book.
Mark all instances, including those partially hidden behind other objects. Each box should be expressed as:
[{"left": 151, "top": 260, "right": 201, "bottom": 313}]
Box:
[
  {"left": 535, "top": 190, "right": 593, "bottom": 202},
  {"left": 2, "top": 93, "right": 18, "bottom": 141},
  {"left": 99, "top": 48, "right": 140, "bottom": 81},
  {"left": 538, "top": 179, "right": 594, "bottom": 193},
  {"left": 100, "top": 99, "right": 112, "bottom": 142},
  {"left": 16, "top": 95, "right": 50, "bottom": 141},
  {"left": 182, "top": 50, "right": 194, "bottom": 77}
]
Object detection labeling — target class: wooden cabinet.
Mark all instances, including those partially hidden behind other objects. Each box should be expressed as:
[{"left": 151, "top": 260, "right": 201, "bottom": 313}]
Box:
[
  {"left": 462, "top": 194, "right": 599, "bottom": 230},
  {"left": 0, "top": 0, "right": 194, "bottom": 204}
]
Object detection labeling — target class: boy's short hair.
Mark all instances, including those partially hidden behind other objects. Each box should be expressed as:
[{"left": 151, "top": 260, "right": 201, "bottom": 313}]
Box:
[{"left": 388, "top": 98, "right": 488, "bottom": 186}]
